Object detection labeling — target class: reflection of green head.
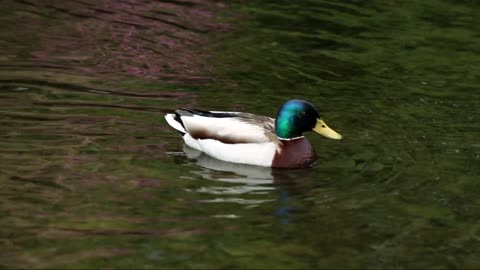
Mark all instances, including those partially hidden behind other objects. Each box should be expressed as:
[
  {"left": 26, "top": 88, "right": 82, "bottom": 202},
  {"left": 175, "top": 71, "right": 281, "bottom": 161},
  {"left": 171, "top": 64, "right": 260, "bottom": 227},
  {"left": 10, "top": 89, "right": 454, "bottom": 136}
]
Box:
[{"left": 275, "top": 100, "right": 320, "bottom": 139}]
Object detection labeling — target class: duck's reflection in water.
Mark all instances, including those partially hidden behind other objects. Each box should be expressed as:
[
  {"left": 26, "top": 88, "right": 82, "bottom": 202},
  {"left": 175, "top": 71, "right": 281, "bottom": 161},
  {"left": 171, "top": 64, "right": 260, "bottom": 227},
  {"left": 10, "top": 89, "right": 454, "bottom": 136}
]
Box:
[{"left": 183, "top": 144, "right": 318, "bottom": 223}]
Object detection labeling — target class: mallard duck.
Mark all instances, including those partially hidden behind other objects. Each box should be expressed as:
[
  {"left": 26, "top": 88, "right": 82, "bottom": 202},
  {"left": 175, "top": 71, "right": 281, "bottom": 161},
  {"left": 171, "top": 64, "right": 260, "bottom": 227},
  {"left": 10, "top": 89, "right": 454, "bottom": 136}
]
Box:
[{"left": 164, "top": 99, "right": 342, "bottom": 168}]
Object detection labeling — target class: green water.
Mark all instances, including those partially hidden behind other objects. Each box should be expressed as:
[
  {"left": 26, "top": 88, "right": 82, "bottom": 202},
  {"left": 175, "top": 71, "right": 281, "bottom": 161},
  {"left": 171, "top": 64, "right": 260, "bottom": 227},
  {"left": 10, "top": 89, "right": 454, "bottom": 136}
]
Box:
[{"left": 1, "top": 0, "right": 479, "bottom": 268}]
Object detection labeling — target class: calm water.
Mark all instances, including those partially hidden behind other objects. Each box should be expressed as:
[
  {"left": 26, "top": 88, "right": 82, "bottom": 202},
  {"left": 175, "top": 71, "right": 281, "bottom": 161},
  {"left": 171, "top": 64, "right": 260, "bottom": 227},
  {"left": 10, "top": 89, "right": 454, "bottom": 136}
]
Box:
[{"left": 1, "top": 0, "right": 479, "bottom": 268}]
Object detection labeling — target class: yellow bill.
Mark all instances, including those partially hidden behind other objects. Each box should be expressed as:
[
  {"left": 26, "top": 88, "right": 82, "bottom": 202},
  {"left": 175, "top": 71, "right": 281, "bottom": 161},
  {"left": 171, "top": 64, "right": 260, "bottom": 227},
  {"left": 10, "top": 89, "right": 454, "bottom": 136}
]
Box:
[{"left": 313, "top": 119, "right": 343, "bottom": 140}]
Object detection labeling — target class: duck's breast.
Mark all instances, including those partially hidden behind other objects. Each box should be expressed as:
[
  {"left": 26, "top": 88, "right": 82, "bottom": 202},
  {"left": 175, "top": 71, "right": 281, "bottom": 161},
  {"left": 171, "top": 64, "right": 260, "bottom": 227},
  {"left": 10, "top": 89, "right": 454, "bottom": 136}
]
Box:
[{"left": 272, "top": 137, "right": 316, "bottom": 168}]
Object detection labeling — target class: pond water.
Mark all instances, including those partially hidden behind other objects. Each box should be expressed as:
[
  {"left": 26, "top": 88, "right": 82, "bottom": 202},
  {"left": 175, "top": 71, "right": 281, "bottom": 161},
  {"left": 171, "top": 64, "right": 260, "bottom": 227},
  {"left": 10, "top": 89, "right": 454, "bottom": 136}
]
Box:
[{"left": 1, "top": 0, "right": 479, "bottom": 268}]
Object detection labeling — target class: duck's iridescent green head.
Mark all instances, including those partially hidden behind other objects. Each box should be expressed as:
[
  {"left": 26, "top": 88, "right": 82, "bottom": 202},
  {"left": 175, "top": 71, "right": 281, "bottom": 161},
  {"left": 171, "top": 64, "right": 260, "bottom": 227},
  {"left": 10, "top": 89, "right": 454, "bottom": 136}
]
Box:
[{"left": 275, "top": 99, "right": 342, "bottom": 140}]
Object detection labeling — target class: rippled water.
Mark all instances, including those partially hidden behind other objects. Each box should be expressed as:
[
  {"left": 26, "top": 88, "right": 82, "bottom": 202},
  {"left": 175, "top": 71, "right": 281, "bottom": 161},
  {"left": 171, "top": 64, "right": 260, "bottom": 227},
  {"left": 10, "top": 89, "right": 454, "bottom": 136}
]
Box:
[{"left": 1, "top": 0, "right": 479, "bottom": 268}]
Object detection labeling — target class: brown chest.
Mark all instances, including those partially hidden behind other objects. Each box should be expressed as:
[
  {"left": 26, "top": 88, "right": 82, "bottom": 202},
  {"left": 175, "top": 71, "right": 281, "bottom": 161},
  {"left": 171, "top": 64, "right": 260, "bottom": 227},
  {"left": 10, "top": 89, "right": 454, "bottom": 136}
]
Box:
[{"left": 272, "top": 137, "right": 317, "bottom": 168}]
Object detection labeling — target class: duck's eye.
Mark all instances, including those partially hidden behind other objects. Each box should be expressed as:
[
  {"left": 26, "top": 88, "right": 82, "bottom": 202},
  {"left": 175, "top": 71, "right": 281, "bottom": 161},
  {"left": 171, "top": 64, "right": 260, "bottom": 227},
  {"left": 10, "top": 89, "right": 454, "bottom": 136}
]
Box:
[
  {"left": 321, "top": 125, "right": 326, "bottom": 128},
  {"left": 301, "top": 111, "right": 306, "bottom": 117}
]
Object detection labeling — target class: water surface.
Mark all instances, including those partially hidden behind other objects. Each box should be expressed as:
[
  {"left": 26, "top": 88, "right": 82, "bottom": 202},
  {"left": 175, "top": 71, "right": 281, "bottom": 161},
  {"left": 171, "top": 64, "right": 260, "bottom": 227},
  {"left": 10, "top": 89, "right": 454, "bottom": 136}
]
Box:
[{"left": 1, "top": 0, "right": 479, "bottom": 268}]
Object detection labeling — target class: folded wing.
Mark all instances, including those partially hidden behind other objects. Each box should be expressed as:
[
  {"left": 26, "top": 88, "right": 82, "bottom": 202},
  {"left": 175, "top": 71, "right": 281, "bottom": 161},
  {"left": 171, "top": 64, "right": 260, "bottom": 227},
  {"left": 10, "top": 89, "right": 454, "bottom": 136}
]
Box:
[{"left": 170, "top": 108, "right": 275, "bottom": 144}]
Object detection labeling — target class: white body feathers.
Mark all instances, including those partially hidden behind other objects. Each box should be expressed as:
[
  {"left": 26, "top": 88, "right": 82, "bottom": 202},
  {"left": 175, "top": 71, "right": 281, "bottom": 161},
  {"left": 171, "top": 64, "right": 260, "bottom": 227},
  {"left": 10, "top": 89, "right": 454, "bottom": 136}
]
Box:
[{"left": 165, "top": 112, "right": 277, "bottom": 167}]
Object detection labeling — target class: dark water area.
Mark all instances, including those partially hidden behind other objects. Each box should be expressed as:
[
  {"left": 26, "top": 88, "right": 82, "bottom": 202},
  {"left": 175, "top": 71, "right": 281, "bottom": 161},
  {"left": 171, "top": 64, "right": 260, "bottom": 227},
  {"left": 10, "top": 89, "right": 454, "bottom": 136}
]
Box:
[{"left": 1, "top": 0, "right": 479, "bottom": 268}]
